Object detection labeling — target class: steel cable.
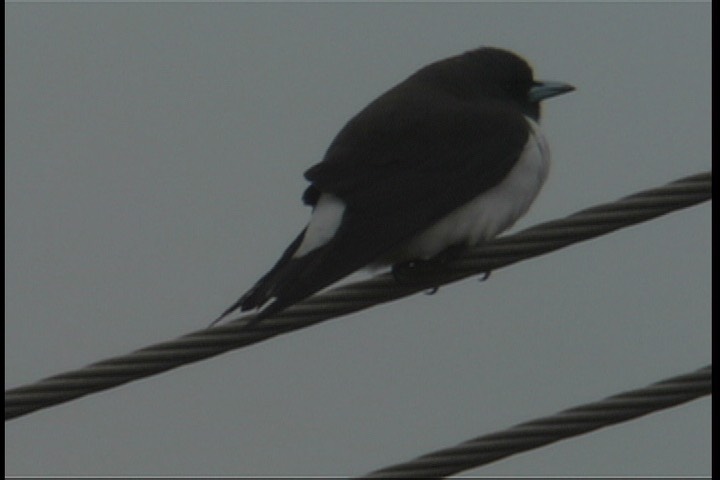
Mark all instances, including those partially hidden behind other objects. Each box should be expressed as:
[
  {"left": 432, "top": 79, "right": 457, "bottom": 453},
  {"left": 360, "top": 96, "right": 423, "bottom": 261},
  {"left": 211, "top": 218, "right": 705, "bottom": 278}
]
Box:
[
  {"left": 360, "top": 365, "right": 712, "bottom": 478},
  {"left": 5, "top": 171, "right": 711, "bottom": 421}
]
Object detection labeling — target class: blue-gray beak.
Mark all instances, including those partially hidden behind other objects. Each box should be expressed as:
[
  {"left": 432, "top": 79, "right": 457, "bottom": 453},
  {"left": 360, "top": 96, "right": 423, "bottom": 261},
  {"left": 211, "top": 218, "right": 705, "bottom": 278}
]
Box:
[{"left": 528, "top": 80, "right": 575, "bottom": 103}]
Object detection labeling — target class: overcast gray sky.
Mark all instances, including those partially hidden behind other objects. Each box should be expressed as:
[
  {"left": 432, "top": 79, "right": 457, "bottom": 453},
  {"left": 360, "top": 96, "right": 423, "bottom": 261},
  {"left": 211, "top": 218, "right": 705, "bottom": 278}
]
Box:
[{"left": 5, "top": 2, "right": 710, "bottom": 477}]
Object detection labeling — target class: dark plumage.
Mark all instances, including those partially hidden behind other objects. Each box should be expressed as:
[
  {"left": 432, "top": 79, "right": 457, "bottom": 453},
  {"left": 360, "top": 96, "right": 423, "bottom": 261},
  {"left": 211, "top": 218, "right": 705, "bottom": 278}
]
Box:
[{"left": 216, "top": 47, "right": 573, "bottom": 323}]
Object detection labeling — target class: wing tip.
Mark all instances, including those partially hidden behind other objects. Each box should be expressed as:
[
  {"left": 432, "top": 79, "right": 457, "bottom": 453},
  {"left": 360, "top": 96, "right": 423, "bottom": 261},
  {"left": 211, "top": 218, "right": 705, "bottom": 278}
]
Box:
[{"left": 210, "top": 286, "right": 272, "bottom": 327}]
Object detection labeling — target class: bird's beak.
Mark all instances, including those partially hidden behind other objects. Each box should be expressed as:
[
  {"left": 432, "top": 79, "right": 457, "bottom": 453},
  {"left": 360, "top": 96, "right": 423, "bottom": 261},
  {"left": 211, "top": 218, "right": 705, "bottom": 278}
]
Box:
[{"left": 528, "top": 80, "right": 575, "bottom": 102}]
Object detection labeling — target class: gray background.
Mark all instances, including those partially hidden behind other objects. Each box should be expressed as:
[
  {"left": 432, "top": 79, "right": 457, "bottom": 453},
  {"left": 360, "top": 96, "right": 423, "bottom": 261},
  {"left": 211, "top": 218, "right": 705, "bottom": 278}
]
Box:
[{"left": 5, "top": 3, "right": 711, "bottom": 477}]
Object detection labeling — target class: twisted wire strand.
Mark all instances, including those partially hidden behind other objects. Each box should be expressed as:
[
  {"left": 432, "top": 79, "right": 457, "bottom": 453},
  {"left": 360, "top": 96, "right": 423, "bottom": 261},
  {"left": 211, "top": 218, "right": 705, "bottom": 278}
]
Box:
[
  {"left": 5, "top": 172, "right": 711, "bottom": 421},
  {"left": 360, "top": 365, "right": 712, "bottom": 478}
]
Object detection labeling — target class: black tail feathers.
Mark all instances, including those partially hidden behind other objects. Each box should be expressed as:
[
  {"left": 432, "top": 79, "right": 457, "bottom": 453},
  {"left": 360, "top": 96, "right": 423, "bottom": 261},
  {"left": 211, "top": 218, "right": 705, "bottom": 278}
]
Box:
[{"left": 211, "top": 230, "right": 309, "bottom": 326}]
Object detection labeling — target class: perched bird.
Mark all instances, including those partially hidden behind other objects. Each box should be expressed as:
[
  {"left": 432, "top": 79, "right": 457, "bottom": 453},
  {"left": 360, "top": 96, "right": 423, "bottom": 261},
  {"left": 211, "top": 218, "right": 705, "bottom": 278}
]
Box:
[{"left": 217, "top": 46, "right": 574, "bottom": 323}]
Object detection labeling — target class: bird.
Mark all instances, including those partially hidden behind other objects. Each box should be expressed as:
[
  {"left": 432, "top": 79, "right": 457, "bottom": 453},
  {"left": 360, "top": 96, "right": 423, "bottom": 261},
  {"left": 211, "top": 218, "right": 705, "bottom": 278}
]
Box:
[{"left": 215, "top": 46, "right": 574, "bottom": 324}]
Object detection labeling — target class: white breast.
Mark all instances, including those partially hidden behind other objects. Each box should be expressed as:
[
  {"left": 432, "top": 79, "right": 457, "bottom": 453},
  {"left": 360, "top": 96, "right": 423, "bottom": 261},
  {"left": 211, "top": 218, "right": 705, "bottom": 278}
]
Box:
[{"left": 395, "top": 117, "right": 550, "bottom": 261}]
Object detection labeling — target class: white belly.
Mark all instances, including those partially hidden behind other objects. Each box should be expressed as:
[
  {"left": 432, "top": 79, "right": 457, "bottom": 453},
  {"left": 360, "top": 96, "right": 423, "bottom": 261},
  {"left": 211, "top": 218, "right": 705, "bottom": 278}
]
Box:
[{"left": 394, "top": 117, "right": 550, "bottom": 261}]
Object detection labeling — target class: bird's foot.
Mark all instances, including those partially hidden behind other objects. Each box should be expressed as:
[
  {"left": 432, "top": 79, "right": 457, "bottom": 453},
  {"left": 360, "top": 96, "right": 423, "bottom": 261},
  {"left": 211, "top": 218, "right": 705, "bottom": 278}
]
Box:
[
  {"left": 390, "top": 259, "right": 440, "bottom": 294},
  {"left": 391, "top": 245, "right": 468, "bottom": 287},
  {"left": 391, "top": 245, "right": 493, "bottom": 289}
]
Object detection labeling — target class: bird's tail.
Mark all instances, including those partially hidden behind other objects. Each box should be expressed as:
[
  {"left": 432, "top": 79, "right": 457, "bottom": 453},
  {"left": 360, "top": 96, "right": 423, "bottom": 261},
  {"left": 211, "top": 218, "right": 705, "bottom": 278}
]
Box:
[
  {"left": 212, "top": 220, "right": 390, "bottom": 326},
  {"left": 211, "top": 229, "right": 315, "bottom": 325}
]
